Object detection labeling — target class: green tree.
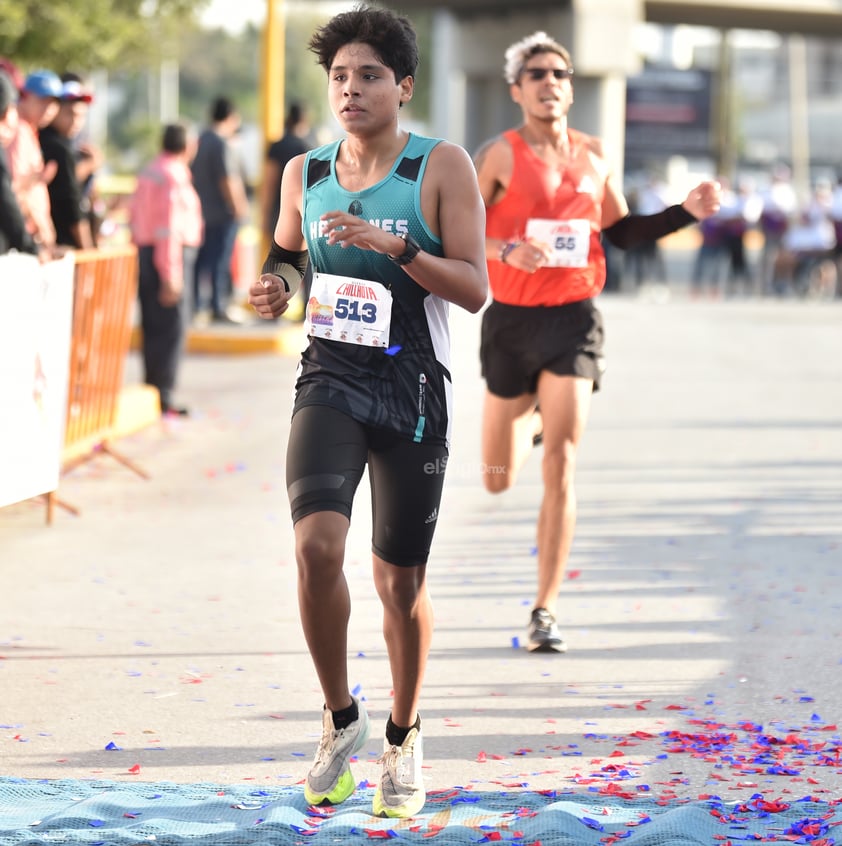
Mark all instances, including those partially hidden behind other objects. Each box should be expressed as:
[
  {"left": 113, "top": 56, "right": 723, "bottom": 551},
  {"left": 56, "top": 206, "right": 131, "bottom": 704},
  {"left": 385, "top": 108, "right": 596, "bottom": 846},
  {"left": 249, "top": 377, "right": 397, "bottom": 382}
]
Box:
[{"left": 0, "top": 0, "right": 208, "bottom": 71}]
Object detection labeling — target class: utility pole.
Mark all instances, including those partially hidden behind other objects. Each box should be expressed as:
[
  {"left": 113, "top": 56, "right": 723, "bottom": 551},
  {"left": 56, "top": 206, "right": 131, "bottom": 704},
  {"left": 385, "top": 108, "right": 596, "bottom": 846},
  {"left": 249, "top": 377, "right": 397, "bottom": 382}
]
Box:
[
  {"left": 714, "top": 29, "right": 735, "bottom": 180},
  {"left": 788, "top": 34, "right": 811, "bottom": 204},
  {"left": 260, "top": 0, "right": 285, "bottom": 254}
]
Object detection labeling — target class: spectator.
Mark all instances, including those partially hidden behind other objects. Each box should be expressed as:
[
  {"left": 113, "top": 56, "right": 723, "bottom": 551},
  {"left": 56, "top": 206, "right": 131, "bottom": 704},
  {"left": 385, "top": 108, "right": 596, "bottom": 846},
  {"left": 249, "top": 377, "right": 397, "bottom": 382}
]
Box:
[
  {"left": 261, "top": 101, "right": 315, "bottom": 237},
  {"left": 690, "top": 177, "right": 731, "bottom": 298},
  {"left": 7, "top": 70, "right": 62, "bottom": 251},
  {"left": 191, "top": 96, "right": 249, "bottom": 323},
  {"left": 40, "top": 78, "right": 95, "bottom": 249},
  {"left": 758, "top": 164, "right": 798, "bottom": 295},
  {"left": 772, "top": 181, "right": 837, "bottom": 297},
  {"left": 624, "top": 173, "right": 669, "bottom": 290},
  {"left": 0, "top": 57, "right": 23, "bottom": 92},
  {"left": 61, "top": 73, "right": 105, "bottom": 245},
  {"left": 721, "top": 176, "right": 762, "bottom": 297},
  {"left": 261, "top": 102, "right": 316, "bottom": 319},
  {"left": 130, "top": 123, "right": 203, "bottom": 416},
  {"left": 0, "top": 69, "right": 41, "bottom": 258},
  {"left": 831, "top": 175, "right": 842, "bottom": 290}
]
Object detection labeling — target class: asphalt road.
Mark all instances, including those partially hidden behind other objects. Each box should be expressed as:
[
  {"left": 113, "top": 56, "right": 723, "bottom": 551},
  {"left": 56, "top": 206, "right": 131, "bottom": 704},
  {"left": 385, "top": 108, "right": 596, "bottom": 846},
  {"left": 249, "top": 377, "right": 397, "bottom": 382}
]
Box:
[{"left": 2, "top": 289, "right": 841, "bottom": 806}]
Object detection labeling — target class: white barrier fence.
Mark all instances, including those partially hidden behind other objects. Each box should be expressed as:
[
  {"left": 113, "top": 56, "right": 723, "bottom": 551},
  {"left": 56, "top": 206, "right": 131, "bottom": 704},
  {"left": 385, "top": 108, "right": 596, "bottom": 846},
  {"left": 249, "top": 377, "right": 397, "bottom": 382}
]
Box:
[{"left": 0, "top": 253, "right": 75, "bottom": 510}]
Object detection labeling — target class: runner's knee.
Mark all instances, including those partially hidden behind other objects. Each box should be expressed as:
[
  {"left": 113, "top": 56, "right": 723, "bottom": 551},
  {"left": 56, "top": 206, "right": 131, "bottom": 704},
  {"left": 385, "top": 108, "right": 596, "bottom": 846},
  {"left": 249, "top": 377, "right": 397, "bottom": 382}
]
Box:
[
  {"left": 483, "top": 467, "right": 514, "bottom": 494},
  {"left": 295, "top": 519, "right": 346, "bottom": 587}
]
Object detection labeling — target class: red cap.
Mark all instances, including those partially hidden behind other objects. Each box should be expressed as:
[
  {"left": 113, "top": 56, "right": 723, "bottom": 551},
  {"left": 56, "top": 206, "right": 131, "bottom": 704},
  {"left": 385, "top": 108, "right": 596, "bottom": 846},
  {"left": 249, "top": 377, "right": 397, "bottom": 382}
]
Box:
[
  {"left": 0, "top": 56, "right": 24, "bottom": 92},
  {"left": 60, "top": 80, "right": 93, "bottom": 103}
]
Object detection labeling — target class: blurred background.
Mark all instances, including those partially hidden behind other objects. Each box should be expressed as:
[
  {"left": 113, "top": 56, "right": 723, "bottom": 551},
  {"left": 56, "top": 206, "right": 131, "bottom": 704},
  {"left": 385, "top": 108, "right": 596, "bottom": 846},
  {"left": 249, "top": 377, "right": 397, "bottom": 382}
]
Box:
[{"left": 4, "top": 0, "right": 841, "bottom": 299}]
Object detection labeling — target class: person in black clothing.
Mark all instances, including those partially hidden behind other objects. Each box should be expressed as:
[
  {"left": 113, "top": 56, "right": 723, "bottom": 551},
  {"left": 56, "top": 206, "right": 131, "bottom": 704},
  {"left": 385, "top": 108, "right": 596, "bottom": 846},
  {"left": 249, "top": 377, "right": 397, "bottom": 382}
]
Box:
[
  {"left": 260, "top": 101, "right": 316, "bottom": 314},
  {"left": 0, "top": 70, "right": 40, "bottom": 258},
  {"left": 261, "top": 102, "right": 315, "bottom": 239},
  {"left": 191, "top": 96, "right": 249, "bottom": 322},
  {"left": 39, "top": 79, "right": 94, "bottom": 249}
]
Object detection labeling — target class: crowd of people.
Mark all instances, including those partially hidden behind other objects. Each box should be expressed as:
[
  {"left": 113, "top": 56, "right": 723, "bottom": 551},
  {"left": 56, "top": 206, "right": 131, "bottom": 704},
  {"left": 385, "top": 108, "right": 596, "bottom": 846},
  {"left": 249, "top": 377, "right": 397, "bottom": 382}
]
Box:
[
  {"left": 687, "top": 167, "right": 842, "bottom": 299},
  {"left": 615, "top": 165, "right": 842, "bottom": 301},
  {"left": 0, "top": 61, "right": 99, "bottom": 260}
]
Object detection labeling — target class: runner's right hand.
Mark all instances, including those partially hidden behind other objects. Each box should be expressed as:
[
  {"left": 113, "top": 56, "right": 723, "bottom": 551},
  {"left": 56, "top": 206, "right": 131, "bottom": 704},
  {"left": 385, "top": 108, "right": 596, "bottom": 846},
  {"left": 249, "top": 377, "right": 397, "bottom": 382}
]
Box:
[{"left": 248, "top": 274, "right": 294, "bottom": 319}]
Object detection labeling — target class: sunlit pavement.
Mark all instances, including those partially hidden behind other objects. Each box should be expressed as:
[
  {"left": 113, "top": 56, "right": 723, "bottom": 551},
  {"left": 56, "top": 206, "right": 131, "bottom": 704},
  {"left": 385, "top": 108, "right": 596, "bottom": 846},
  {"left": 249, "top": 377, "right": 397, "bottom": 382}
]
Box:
[{"left": 1, "top": 286, "right": 841, "bottom": 814}]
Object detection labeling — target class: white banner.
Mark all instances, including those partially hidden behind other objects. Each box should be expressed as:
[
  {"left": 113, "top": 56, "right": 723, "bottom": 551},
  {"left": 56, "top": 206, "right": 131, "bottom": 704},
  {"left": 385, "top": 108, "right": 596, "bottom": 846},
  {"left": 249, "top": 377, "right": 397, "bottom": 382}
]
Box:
[{"left": 0, "top": 253, "right": 75, "bottom": 509}]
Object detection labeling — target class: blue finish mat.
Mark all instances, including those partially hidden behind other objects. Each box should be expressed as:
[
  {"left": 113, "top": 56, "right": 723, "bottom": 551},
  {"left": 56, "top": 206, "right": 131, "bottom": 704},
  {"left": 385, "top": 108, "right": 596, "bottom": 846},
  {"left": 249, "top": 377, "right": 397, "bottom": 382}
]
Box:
[{"left": 1, "top": 777, "right": 840, "bottom": 845}]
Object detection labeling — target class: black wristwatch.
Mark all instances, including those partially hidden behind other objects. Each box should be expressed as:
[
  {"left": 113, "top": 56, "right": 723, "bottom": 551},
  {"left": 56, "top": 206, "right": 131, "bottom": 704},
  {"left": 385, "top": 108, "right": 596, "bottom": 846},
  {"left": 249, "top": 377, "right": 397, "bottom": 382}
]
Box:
[{"left": 388, "top": 232, "right": 421, "bottom": 266}]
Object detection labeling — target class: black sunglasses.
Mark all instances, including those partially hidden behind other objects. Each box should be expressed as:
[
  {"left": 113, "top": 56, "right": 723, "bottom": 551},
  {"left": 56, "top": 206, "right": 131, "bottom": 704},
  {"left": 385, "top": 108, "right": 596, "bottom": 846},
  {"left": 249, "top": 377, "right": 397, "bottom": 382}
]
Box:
[{"left": 522, "top": 67, "right": 574, "bottom": 82}]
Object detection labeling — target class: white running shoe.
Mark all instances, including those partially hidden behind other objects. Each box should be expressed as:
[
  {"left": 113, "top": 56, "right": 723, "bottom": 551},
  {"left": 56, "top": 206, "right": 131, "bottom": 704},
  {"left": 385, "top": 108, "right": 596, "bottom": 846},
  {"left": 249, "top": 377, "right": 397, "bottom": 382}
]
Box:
[
  {"left": 372, "top": 727, "right": 426, "bottom": 818},
  {"left": 304, "top": 698, "right": 370, "bottom": 806}
]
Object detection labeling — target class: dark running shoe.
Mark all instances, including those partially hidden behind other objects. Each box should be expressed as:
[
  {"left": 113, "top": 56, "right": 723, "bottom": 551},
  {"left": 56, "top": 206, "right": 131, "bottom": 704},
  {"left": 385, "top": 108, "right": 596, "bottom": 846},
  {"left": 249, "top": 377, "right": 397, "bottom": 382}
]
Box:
[
  {"left": 527, "top": 607, "right": 567, "bottom": 653},
  {"left": 532, "top": 406, "right": 543, "bottom": 447}
]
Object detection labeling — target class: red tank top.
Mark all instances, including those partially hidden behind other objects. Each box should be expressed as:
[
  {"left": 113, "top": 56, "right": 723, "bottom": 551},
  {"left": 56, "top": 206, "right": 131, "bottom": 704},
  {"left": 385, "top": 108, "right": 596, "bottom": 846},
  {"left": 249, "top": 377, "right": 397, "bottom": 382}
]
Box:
[{"left": 486, "top": 128, "right": 608, "bottom": 306}]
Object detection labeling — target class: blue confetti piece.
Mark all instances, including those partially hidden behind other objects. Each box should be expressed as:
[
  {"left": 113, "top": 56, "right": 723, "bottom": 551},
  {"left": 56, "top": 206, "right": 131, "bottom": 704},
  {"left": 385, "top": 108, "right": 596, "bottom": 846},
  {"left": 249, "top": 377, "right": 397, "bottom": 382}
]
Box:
[
  {"left": 104, "top": 741, "right": 122, "bottom": 751},
  {"left": 581, "top": 816, "right": 604, "bottom": 831},
  {"left": 384, "top": 345, "right": 402, "bottom": 356},
  {"left": 511, "top": 636, "right": 520, "bottom": 648}
]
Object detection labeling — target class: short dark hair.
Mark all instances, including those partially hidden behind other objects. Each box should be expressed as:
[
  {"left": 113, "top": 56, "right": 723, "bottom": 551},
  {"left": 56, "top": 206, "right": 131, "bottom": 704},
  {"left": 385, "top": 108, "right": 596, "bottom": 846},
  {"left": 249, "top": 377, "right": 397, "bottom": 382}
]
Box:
[
  {"left": 285, "top": 100, "right": 305, "bottom": 131},
  {"left": 211, "top": 96, "right": 235, "bottom": 123},
  {"left": 308, "top": 4, "right": 418, "bottom": 83},
  {"left": 162, "top": 123, "right": 188, "bottom": 154}
]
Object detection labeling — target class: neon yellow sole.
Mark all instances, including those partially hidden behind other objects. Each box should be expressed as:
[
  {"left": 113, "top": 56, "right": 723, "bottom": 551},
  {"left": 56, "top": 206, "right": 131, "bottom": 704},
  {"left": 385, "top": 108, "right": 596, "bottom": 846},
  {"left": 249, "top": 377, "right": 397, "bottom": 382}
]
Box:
[{"left": 304, "top": 767, "right": 356, "bottom": 806}]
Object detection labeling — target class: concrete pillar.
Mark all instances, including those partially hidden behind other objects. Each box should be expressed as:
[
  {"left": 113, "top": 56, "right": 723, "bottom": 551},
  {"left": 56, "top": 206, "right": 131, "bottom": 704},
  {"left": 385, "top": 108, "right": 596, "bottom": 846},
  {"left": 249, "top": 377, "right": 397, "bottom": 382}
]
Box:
[
  {"left": 428, "top": 2, "right": 644, "bottom": 174},
  {"left": 569, "top": 74, "right": 630, "bottom": 180},
  {"left": 431, "top": 10, "right": 466, "bottom": 145}
]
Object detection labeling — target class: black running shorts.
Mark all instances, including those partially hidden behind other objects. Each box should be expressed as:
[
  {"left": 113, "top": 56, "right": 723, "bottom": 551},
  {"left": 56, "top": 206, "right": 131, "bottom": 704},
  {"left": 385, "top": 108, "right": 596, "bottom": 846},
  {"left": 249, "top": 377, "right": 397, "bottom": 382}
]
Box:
[
  {"left": 286, "top": 405, "right": 448, "bottom": 567},
  {"left": 480, "top": 298, "right": 605, "bottom": 397}
]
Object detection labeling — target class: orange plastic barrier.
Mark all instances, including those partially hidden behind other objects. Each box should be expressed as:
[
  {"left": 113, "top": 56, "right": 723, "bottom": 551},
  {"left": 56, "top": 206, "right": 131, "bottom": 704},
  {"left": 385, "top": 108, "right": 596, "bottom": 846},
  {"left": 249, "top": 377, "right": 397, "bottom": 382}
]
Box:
[{"left": 60, "top": 246, "right": 149, "bottom": 482}]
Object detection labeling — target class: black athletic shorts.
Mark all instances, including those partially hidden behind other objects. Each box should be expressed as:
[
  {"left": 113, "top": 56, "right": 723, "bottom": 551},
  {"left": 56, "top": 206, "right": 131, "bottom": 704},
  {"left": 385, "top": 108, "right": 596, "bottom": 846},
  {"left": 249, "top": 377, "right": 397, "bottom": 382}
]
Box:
[
  {"left": 480, "top": 298, "right": 605, "bottom": 397},
  {"left": 286, "top": 404, "right": 448, "bottom": 567}
]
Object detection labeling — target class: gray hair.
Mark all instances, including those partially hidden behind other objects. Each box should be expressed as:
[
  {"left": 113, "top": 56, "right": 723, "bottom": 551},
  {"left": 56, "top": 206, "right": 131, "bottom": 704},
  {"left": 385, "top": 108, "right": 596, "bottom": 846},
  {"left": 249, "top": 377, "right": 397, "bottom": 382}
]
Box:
[{"left": 503, "top": 31, "right": 572, "bottom": 84}]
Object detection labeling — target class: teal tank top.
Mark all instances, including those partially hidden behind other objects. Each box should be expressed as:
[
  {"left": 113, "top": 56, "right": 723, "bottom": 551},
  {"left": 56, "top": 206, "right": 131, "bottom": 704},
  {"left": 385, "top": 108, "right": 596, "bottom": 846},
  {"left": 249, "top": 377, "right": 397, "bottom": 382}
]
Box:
[{"left": 295, "top": 132, "right": 454, "bottom": 447}]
